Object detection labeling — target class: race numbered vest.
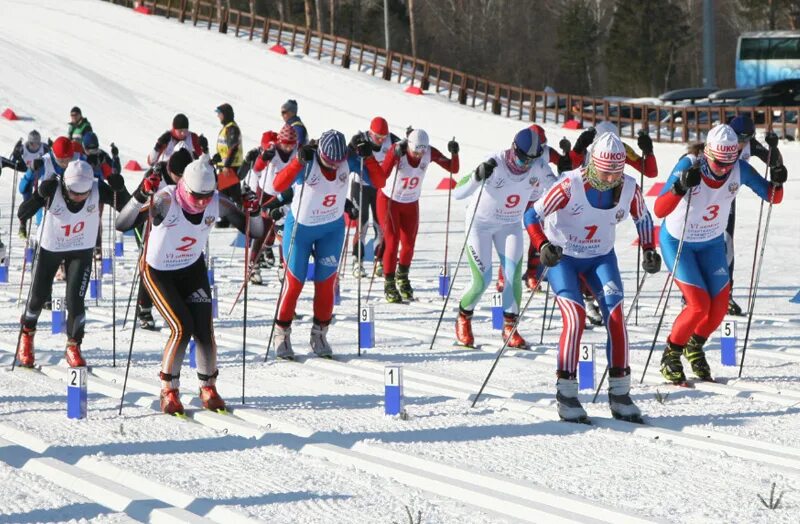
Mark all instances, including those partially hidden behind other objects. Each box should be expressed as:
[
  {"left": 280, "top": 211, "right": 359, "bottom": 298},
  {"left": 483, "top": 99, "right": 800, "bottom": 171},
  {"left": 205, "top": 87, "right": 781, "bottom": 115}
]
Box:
[
  {"left": 260, "top": 151, "right": 293, "bottom": 196},
  {"left": 146, "top": 186, "right": 219, "bottom": 271},
  {"left": 158, "top": 135, "right": 198, "bottom": 163},
  {"left": 537, "top": 170, "right": 635, "bottom": 259},
  {"left": 468, "top": 152, "right": 556, "bottom": 225},
  {"left": 663, "top": 162, "right": 741, "bottom": 243},
  {"left": 22, "top": 144, "right": 46, "bottom": 168},
  {"left": 39, "top": 182, "right": 101, "bottom": 252},
  {"left": 291, "top": 159, "right": 349, "bottom": 226},
  {"left": 382, "top": 148, "right": 431, "bottom": 203},
  {"left": 216, "top": 121, "right": 243, "bottom": 168},
  {"left": 353, "top": 137, "right": 392, "bottom": 186}
]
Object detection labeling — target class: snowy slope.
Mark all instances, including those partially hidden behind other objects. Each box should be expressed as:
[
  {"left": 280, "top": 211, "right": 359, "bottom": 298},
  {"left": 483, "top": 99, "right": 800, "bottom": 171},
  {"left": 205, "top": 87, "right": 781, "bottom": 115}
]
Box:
[{"left": 1, "top": 1, "right": 799, "bottom": 523}]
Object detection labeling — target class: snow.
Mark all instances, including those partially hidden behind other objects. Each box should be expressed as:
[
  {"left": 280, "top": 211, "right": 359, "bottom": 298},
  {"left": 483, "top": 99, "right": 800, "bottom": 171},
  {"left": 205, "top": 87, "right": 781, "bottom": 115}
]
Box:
[{"left": 0, "top": 0, "right": 799, "bottom": 522}]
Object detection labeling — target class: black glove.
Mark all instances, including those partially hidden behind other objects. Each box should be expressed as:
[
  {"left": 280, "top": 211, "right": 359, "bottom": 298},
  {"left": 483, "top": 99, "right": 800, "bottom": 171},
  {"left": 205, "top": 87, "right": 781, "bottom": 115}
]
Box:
[
  {"left": 539, "top": 241, "right": 563, "bottom": 267},
  {"left": 245, "top": 148, "right": 259, "bottom": 164},
  {"left": 394, "top": 140, "right": 408, "bottom": 157},
  {"left": 474, "top": 158, "right": 497, "bottom": 181},
  {"left": 32, "top": 158, "right": 44, "bottom": 171},
  {"left": 12, "top": 139, "right": 23, "bottom": 161},
  {"left": 405, "top": 125, "right": 414, "bottom": 137},
  {"left": 642, "top": 249, "right": 661, "bottom": 274},
  {"left": 211, "top": 153, "right": 222, "bottom": 165},
  {"left": 155, "top": 131, "right": 171, "bottom": 149},
  {"left": 350, "top": 132, "right": 373, "bottom": 158},
  {"left": 198, "top": 134, "right": 209, "bottom": 154},
  {"left": 297, "top": 144, "right": 316, "bottom": 164},
  {"left": 770, "top": 164, "right": 787, "bottom": 185},
  {"left": 637, "top": 131, "right": 654, "bottom": 156},
  {"left": 107, "top": 172, "right": 126, "bottom": 193},
  {"left": 765, "top": 131, "right": 779, "bottom": 149},
  {"left": 344, "top": 199, "right": 359, "bottom": 220},
  {"left": 260, "top": 147, "right": 276, "bottom": 163},
  {"left": 269, "top": 207, "right": 285, "bottom": 221},
  {"left": 110, "top": 142, "right": 119, "bottom": 158},
  {"left": 448, "top": 139, "right": 459, "bottom": 155},
  {"left": 558, "top": 137, "right": 571, "bottom": 155},
  {"left": 139, "top": 167, "right": 162, "bottom": 197},
  {"left": 573, "top": 127, "right": 596, "bottom": 154},
  {"left": 556, "top": 154, "right": 572, "bottom": 174},
  {"left": 673, "top": 165, "right": 701, "bottom": 195}
]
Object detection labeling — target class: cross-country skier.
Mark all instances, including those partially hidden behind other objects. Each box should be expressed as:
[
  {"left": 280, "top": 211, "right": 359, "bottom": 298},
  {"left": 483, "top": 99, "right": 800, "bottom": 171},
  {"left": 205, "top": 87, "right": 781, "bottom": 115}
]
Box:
[
  {"left": 15, "top": 159, "right": 130, "bottom": 368},
  {"left": 269, "top": 130, "right": 384, "bottom": 360},
  {"left": 116, "top": 155, "right": 264, "bottom": 414},
  {"left": 67, "top": 107, "right": 93, "bottom": 154},
  {"left": 529, "top": 132, "right": 660, "bottom": 423},
  {"left": 349, "top": 116, "right": 398, "bottom": 278},
  {"left": 82, "top": 132, "right": 118, "bottom": 260},
  {"left": 654, "top": 124, "right": 786, "bottom": 385},
  {"left": 146, "top": 113, "right": 205, "bottom": 165},
  {"left": 5, "top": 131, "right": 49, "bottom": 239},
  {"left": 212, "top": 103, "right": 244, "bottom": 227},
  {"left": 379, "top": 129, "right": 459, "bottom": 302},
  {"left": 453, "top": 128, "right": 557, "bottom": 349}
]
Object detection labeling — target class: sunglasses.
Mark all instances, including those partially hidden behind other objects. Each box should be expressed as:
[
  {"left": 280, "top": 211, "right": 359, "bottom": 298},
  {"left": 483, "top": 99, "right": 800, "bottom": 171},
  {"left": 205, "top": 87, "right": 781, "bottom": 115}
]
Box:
[
  {"left": 736, "top": 132, "right": 754, "bottom": 144},
  {"left": 707, "top": 156, "right": 736, "bottom": 173},
  {"left": 84, "top": 146, "right": 99, "bottom": 155}
]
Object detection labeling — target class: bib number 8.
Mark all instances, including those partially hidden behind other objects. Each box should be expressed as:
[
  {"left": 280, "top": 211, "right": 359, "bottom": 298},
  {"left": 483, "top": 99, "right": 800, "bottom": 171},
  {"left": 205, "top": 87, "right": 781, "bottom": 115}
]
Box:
[{"left": 322, "top": 194, "right": 337, "bottom": 207}]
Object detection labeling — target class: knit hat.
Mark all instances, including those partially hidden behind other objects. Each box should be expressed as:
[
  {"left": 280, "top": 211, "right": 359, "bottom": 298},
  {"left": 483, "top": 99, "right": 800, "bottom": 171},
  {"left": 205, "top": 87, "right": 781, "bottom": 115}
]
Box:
[
  {"left": 407, "top": 129, "right": 429, "bottom": 152},
  {"left": 595, "top": 121, "right": 619, "bottom": 137},
  {"left": 26, "top": 130, "right": 42, "bottom": 148},
  {"left": 52, "top": 136, "right": 74, "bottom": 160},
  {"left": 167, "top": 148, "right": 193, "bottom": 176},
  {"left": 182, "top": 155, "right": 217, "bottom": 194},
  {"left": 281, "top": 99, "right": 298, "bottom": 115},
  {"left": 70, "top": 106, "right": 82, "bottom": 116},
  {"left": 590, "top": 132, "right": 626, "bottom": 174},
  {"left": 318, "top": 130, "right": 347, "bottom": 165},
  {"left": 63, "top": 160, "right": 94, "bottom": 193},
  {"left": 729, "top": 116, "right": 755, "bottom": 142},
  {"left": 82, "top": 132, "right": 99, "bottom": 152},
  {"left": 172, "top": 113, "right": 189, "bottom": 130},
  {"left": 704, "top": 124, "right": 739, "bottom": 164},
  {"left": 370, "top": 117, "right": 389, "bottom": 136},
  {"left": 277, "top": 124, "right": 297, "bottom": 146}
]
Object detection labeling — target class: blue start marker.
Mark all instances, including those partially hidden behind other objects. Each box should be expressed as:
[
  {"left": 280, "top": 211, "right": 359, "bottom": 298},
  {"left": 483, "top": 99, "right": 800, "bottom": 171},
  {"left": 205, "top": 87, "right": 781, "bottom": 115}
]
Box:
[
  {"left": 384, "top": 365, "right": 403, "bottom": 416},
  {"left": 438, "top": 264, "right": 450, "bottom": 297},
  {"left": 89, "top": 278, "right": 102, "bottom": 300},
  {"left": 364, "top": 238, "right": 375, "bottom": 262},
  {"left": 207, "top": 258, "right": 215, "bottom": 286},
  {"left": 334, "top": 279, "right": 341, "bottom": 305},
  {"left": 188, "top": 339, "right": 197, "bottom": 369},
  {"left": 115, "top": 232, "right": 124, "bottom": 257},
  {"left": 0, "top": 260, "right": 8, "bottom": 283},
  {"left": 211, "top": 285, "right": 218, "bottom": 319},
  {"left": 230, "top": 231, "right": 247, "bottom": 248},
  {"left": 791, "top": 290, "right": 800, "bottom": 304},
  {"left": 24, "top": 246, "right": 33, "bottom": 264},
  {"left": 67, "top": 367, "right": 87, "bottom": 419},
  {"left": 491, "top": 292, "right": 503, "bottom": 330},
  {"left": 51, "top": 298, "right": 66, "bottom": 334},
  {"left": 720, "top": 320, "right": 737, "bottom": 366},
  {"left": 578, "top": 343, "right": 595, "bottom": 390},
  {"left": 101, "top": 249, "right": 112, "bottom": 275},
  {"left": 359, "top": 305, "right": 374, "bottom": 349}
]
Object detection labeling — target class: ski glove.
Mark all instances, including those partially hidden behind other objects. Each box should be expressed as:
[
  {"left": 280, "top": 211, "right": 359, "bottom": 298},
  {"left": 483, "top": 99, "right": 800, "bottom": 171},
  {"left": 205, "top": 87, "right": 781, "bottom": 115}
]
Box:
[
  {"left": 539, "top": 241, "right": 563, "bottom": 267},
  {"left": 637, "top": 131, "right": 654, "bottom": 156},
  {"left": 642, "top": 249, "right": 661, "bottom": 274},
  {"left": 110, "top": 142, "right": 119, "bottom": 158},
  {"left": 244, "top": 148, "right": 259, "bottom": 164},
  {"left": 394, "top": 140, "right": 408, "bottom": 157},
  {"left": 107, "top": 173, "right": 126, "bottom": 193},
  {"left": 344, "top": 199, "right": 359, "bottom": 220},
  {"left": 673, "top": 165, "right": 701, "bottom": 195},
  {"left": 765, "top": 131, "right": 779, "bottom": 149},
  {"left": 38, "top": 179, "right": 58, "bottom": 200},
  {"left": 32, "top": 158, "right": 44, "bottom": 171},
  {"left": 556, "top": 154, "right": 572, "bottom": 174},
  {"left": 770, "top": 164, "right": 787, "bottom": 185},
  {"left": 243, "top": 190, "right": 260, "bottom": 216},
  {"left": 350, "top": 132, "right": 373, "bottom": 158},
  {"left": 156, "top": 131, "right": 171, "bottom": 149},
  {"left": 141, "top": 169, "right": 162, "bottom": 196},
  {"left": 297, "top": 143, "right": 317, "bottom": 164},
  {"left": 198, "top": 134, "right": 209, "bottom": 154},
  {"left": 558, "top": 137, "right": 571, "bottom": 155},
  {"left": 447, "top": 139, "right": 460, "bottom": 155},
  {"left": 269, "top": 207, "right": 285, "bottom": 221},
  {"left": 474, "top": 158, "right": 497, "bottom": 182},
  {"left": 210, "top": 153, "right": 222, "bottom": 165},
  {"left": 260, "top": 147, "right": 276, "bottom": 163},
  {"left": 12, "top": 139, "right": 23, "bottom": 162},
  {"left": 573, "top": 128, "right": 596, "bottom": 154}
]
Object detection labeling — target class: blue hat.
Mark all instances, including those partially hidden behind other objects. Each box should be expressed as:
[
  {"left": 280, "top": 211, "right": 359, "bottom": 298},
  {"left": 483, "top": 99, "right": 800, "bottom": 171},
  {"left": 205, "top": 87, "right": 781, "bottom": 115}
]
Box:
[
  {"left": 512, "top": 128, "right": 542, "bottom": 160},
  {"left": 318, "top": 130, "right": 347, "bottom": 164},
  {"left": 729, "top": 115, "right": 755, "bottom": 141},
  {"left": 82, "top": 132, "right": 99, "bottom": 152}
]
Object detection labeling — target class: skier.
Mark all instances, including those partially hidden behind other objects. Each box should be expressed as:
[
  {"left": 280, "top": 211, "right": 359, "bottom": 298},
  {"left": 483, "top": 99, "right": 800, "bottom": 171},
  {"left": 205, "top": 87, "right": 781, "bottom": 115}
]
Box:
[
  {"left": 349, "top": 116, "right": 398, "bottom": 277},
  {"left": 82, "top": 132, "right": 118, "bottom": 260},
  {"left": 212, "top": 103, "right": 244, "bottom": 227},
  {"left": 654, "top": 124, "right": 786, "bottom": 385},
  {"left": 15, "top": 159, "right": 130, "bottom": 368},
  {"left": 67, "top": 107, "right": 93, "bottom": 154},
  {"left": 379, "top": 129, "right": 459, "bottom": 302},
  {"left": 6, "top": 131, "right": 49, "bottom": 239},
  {"left": 269, "top": 130, "right": 384, "bottom": 360},
  {"left": 529, "top": 132, "right": 660, "bottom": 423},
  {"left": 280, "top": 99, "right": 308, "bottom": 146},
  {"left": 453, "top": 128, "right": 557, "bottom": 349},
  {"left": 146, "top": 113, "right": 205, "bottom": 165},
  {"left": 116, "top": 155, "right": 264, "bottom": 414}
]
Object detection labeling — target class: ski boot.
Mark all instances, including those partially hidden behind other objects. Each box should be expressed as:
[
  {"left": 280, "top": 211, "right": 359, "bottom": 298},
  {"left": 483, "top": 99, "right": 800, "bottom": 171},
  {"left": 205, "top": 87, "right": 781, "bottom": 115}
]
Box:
[
  {"left": 384, "top": 274, "right": 402, "bottom": 304},
  {"left": 159, "top": 386, "right": 184, "bottom": 415},
  {"left": 455, "top": 308, "right": 475, "bottom": 348},
  {"left": 502, "top": 314, "right": 528, "bottom": 349},
  {"left": 396, "top": 264, "right": 414, "bottom": 301},
  {"left": 352, "top": 260, "right": 366, "bottom": 278},
  {"left": 683, "top": 334, "right": 713, "bottom": 381},
  {"left": 273, "top": 324, "right": 294, "bottom": 360},
  {"left": 310, "top": 320, "right": 333, "bottom": 358},
  {"left": 198, "top": 370, "right": 225, "bottom": 411},
  {"left": 585, "top": 297, "right": 603, "bottom": 326},
  {"left": 138, "top": 307, "right": 156, "bottom": 330},
  {"left": 65, "top": 339, "right": 86, "bottom": 368},
  {"left": 555, "top": 374, "right": 588, "bottom": 423},
  {"left": 496, "top": 267, "right": 505, "bottom": 292},
  {"left": 727, "top": 296, "right": 743, "bottom": 316},
  {"left": 375, "top": 262, "right": 384, "bottom": 278},
  {"left": 660, "top": 339, "right": 687, "bottom": 385},
  {"left": 18, "top": 222, "right": 27, "bottom": 239},
  {"left": 250, "top": 268, "right": 263, "bottom": 285},
  {"left": 525, "top": 270, "right": 539, "bottom": 291},
  {"left": 607, "top": 368, "right": 643, "bottom": 423},
  {"left": 264, "top": 249, "right": 276, "bottom": 268},
  {"left": 16, "top": 327, "right": 35, "bottom": 368}
]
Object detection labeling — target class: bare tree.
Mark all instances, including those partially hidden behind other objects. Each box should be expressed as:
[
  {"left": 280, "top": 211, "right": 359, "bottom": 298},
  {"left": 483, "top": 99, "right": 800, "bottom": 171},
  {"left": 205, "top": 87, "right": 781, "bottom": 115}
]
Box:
[
  {"left": 329, "top": 0, "right": 335, "bottom": 34},
  {"left": 315, "top": 0, "right": 324, "bottom": 32},
  {"left": 304, "top": 0, "right": 313, "bottom": 28},
  {"left": 408, "top": 0, "right": 417, "bottom": 58}
]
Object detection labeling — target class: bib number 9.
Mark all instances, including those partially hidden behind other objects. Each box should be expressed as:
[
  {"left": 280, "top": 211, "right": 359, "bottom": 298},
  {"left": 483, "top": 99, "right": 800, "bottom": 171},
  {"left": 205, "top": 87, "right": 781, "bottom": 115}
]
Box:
[{"left": 505, "top": 194, "right": 521, "bottom": 208}]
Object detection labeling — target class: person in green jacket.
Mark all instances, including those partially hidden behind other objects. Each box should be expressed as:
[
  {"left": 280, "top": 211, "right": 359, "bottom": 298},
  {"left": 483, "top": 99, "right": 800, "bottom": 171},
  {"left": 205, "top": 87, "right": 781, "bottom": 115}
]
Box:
[{"left": 68, "top": 106, "right": 93, "bottom": 154}]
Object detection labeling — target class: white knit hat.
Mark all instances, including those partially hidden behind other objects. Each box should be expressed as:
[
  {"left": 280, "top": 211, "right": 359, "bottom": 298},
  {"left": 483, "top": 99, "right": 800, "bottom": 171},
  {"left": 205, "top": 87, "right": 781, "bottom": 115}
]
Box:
[
  {"left": 63, "top": 160, "right": 94, "bottom": 193},
  {"left": 590, "top": 132, "right": 626, "bottom": 173},
  {"left": 704, "top": 124, "right": 739, "bottom": 164},
  {"left": 183, "top": 155, "right": 217, "bottom": 194}
]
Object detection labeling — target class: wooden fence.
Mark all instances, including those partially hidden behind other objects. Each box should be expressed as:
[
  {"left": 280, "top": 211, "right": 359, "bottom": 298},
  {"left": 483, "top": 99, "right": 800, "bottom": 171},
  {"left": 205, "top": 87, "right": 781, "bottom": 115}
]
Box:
[{"left": 104, "top": 0, "right": 800, "bottom": 143}]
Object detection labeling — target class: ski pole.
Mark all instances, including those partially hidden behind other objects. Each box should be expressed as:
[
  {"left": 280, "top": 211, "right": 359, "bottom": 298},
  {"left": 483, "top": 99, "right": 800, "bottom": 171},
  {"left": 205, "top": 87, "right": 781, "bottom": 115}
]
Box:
[
  {"left": 538, "top": 280, "right": 550, "bottom": 345},
  {"left": 471, "top": 267, "right": 550, "bottom": 407},
  {"left": 7, "top": 167, "right": 19, "bottom": 265},
  {"left": 122, "top": 253, "right": 140, "bottom": 329},
  {"left": 16, "top": 221, "right": 33, "bottom": 308},
  {"left": 429, "top": 179, "right": 486, "bottom": 350},
  {"left": 111, "top": 193, "right": 117, "bottom": 366},
  {"left": 264, "top": 162, "right": 310, "bottom": 362},
  {"left": 441, "top": 137, "right": 455, "bottom": 287},
  {"left": 242, "top": 207, "right": 250, "bottom": 404},
  {"left": 652, "top": 271, "right": 671, "bottom": 317},
  {"left": 635, "top": 167, "right": 644, "bottom": 325},
  {"left": 745, "top": 148, "right": 772, "bottom": 315},
  {"left": 640, "top": 192, "right": 693, "bottom": 383},
  {"left": 356, "top": 158, "right": 365, "bottom": 356}
]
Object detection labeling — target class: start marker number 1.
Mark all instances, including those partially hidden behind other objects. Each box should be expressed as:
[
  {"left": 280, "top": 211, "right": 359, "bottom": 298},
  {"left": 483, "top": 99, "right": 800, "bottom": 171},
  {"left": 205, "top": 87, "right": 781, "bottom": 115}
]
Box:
[{"left": 384, "top": 365, "right": 403, "bottom": 416}]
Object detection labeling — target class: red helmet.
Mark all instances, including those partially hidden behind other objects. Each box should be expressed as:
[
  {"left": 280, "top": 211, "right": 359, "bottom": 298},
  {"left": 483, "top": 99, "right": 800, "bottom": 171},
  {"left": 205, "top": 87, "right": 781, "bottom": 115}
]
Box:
[
  {"left": 529, "top": 124, "right": 547, "bottom": 145},
  {"left": 52, "top": 136, "right": 74, "bottom": 160},
  {"left": 370, "top": 117, "right": 389, "bottom": 136}
]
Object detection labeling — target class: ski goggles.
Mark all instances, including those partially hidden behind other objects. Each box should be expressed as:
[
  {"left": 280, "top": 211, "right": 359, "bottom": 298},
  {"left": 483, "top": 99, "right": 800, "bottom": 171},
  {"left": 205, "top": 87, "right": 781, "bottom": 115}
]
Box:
[
  {"left": 84, "top": 145, "right": 99, "bottom": 155},
  {"left": 513, "top": 146, "right": 542, "bottom": 168},
  {"left": 735, "top": 131, "right": 754, "bottom": 144},
  {"left": 706, "top": 155, "right": 736, "bottom": 174}
]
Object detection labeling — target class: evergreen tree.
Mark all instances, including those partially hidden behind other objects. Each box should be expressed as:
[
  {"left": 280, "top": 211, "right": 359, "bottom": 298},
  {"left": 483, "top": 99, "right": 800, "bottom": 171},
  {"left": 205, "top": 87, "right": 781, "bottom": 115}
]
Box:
[{"left": 556, "top": 0, "right": 602, "bottom": 96}]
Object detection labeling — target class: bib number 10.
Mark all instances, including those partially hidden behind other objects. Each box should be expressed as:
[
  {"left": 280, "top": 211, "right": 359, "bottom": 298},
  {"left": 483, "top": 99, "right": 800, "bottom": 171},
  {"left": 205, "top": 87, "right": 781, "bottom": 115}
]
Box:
[{"left": 61, "top": 221, "right": 85, "bottom": 237}]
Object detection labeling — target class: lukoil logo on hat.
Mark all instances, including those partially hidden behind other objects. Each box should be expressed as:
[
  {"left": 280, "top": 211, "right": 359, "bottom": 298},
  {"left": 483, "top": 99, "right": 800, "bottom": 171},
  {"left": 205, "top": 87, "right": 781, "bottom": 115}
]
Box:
[{"left": 591, "top": 132, "right": 626, "bottom": 173}]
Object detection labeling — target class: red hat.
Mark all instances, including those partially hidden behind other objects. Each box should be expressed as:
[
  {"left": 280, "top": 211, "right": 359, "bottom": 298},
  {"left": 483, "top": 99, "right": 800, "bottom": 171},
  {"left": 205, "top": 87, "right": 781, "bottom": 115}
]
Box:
[
  {"left": 261, "top": 131, "right": 278, "bottom": 149},
  {"left": 277, "top": 124, "right": 297, "bottom": 145},
  {"left": 370, "top": 117, "right": 389, "bottom": 136},
  {"left": 52, "top": 136, "right": 74, "bottom": 160},
  {"left": 529, "top": 124, "right": 547, "bottom": 145}
]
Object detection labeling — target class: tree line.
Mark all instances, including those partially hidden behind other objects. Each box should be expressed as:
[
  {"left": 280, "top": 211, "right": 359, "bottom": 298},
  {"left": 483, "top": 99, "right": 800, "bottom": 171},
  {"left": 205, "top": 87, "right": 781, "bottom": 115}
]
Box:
[{"left": 227, "top": 0, "right": 800, "bottom": 98}]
